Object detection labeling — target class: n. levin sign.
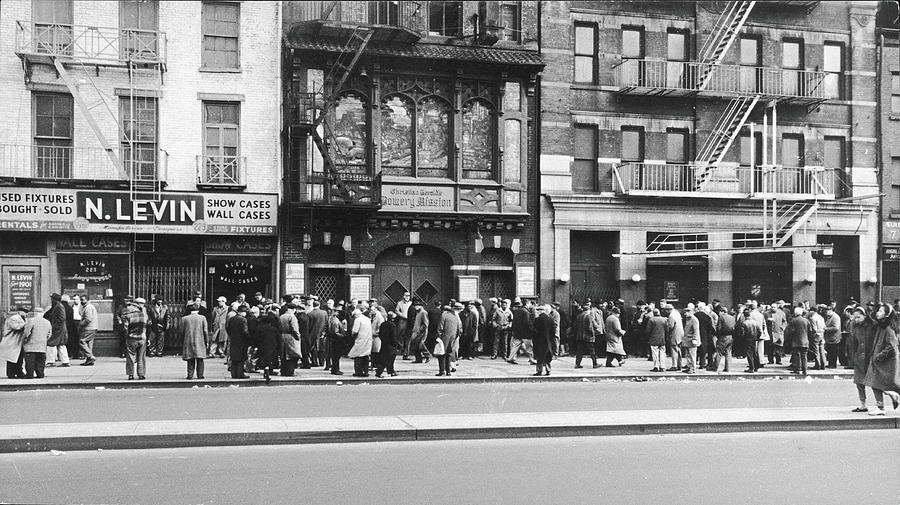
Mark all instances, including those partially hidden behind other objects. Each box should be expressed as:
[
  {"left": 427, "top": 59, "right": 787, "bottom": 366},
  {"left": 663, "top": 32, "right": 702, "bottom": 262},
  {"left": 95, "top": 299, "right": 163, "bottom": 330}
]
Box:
[{"left": 0, "top": 188, "right": 277, "bottom": 235}]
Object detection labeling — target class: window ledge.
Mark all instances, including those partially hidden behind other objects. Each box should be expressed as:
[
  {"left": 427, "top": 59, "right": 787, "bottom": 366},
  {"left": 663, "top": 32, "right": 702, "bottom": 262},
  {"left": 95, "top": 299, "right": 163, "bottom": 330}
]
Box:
[{"left": 199, "top": 67, "right": 243, "bottom": 74}]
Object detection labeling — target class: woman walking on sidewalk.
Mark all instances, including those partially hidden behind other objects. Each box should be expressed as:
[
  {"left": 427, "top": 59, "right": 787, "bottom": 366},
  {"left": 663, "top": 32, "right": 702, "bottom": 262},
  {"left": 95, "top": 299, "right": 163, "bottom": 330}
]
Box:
[
  {"left": 863, "top": 303, "right": 900, "bottom": 416},
  {"left": 846, "top": 306, "right": 875, "bottom": 412}
]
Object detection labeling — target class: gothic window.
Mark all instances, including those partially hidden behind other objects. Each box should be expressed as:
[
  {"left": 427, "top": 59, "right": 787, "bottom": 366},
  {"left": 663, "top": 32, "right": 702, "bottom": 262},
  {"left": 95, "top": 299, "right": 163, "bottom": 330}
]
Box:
[
  {"left": 416, "top": 96, "right": 449, "bottom": 177},
  {"left": 331, "top": 92, "right": 368, "bottom": 170},
  {"left": 504, "top": 119, "right": 520, "bottom": 183},
  {"left": 380, "top": 94, "right": 414, "bottom": 176},
  {"left": 461, "top": 99, "right": 494, "bottom": 179}
]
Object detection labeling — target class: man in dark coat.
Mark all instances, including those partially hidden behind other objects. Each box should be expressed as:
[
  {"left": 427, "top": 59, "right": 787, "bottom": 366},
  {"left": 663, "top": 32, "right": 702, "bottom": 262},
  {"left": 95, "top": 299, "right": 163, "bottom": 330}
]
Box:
[
  {"left": 256, "top": 310, "right": 281, "bottom": 383},
  {"left": 226, "top": 306, "right": 250, "bottom": 379},
  {"left": 695, "top": 304, "right": 716, "bottom": 370},
  {"left": 508, "top": 299, "right": 534, "bottom": 365},
  {"left": 459, "top": 301, "right": 478, "bottom": 360},
  {"left": 426, "top": 300, "right": 443, "bottom": 355},
  {"left": 573, "top": 301, "right": 602, "bottom": 369},
  {"left": 374, "top": 312, "right": 398, "bottom": 377},
  {"left": 307, "top": 301, "right": 327, "bottom": 368},
  {"left": 532, "top": 305, "right": 554, "bottom": 376},
  {"left": 325, "top": 304, "right": 346, "bottom": 375},
  {"left": 296, "top": 305, "right": 312, "bottom": 369},
  {"left": 44, "top": 293, "right": 69, "bottom": 367},
  {"left": 785, "top": 306, "right": 812, "bottom": 376}
]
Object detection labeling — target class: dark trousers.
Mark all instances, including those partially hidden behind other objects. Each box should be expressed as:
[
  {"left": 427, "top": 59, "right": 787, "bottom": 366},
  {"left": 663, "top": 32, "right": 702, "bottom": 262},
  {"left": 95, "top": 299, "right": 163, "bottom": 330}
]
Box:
[
  {"left": 606, "top": 353, "right": 625, "bottom": 366},
  {"left": 492, "top": 329, "right": 507, "bottom": 358},
  {"left": 745, "top": 342, "right": 759, "bottom": 371},
  {"left": 327, "top": 339, "right": 343, "bottom": 373},
  {"left": 6, "top": 352, "right": 25, "bottom": 378},
  {"left": 300, "top": 337, "right": 317, "bottom": 368},
  {"left": 826, "top": 343, "right": 841, "bottom": 368},
  {"left": 791, "top": 347, "right": 808, "bottom": 374},
  {"left": 24, "top": 352, "right": 46, "bottom": 379},
  {"left": 575, "top": 340, "right": 598, "bottom": 367},
  {"left": 281, "top": 358, "right": 298, "bottom": 376},
  {"left": 186, "top": 358, "right": 205, "bottom": 379},
  {"left": 375, "top": 352, "right": 396, "bottom": 376},
  {"left": 437, "top": 354, "right": 451, "bottom": 374},
  {"left": 230, "top": 360, "right": 246, "bottom": 378},
  {"left": 698, "top": 339, "right": 715, "bottom": 369},
  {"left": 460, "top": 333, "right": 475, "bottom": 359},
  {"left": 353, "top": 356, "right": 368, "bottom": 376}
]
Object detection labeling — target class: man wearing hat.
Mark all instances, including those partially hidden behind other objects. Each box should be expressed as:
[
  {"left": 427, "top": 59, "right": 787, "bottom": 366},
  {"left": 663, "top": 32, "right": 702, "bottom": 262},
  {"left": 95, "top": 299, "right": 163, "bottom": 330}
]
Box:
[
  {"left": 209, "top": 296, "right": 229, "bottom": 358},
  {"left": 395, "top": 291, "right": 412, "bottom": 360},
  {"left": 808, "top": 305, "right": 827, "bottom": 370},
  {"left": 459, "top": 300, "right": 478, "bottom": 360},
  {"left": 122, "top": 297, "right": 149, "bottom": 380},
  {"left": 44, "top": 293, "right": 69, "bottom": 368},
  {"left": 23, "top": 307, "right": 52, "bottom": 379},
  {"left": 78, "top": 295, "right": 97, "bottom": 366},
  {"left": 148, "top": 296, "right": 171, "bottom": 357},
  {"left": 410, "top": 299, "right": 430, "bottom": 363}
]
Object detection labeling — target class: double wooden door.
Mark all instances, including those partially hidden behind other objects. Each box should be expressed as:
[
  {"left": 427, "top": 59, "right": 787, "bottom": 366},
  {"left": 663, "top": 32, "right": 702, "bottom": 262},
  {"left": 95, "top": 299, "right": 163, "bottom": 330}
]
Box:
[{"left": 376, "top": 246, "right": 449, "bottom": 312}]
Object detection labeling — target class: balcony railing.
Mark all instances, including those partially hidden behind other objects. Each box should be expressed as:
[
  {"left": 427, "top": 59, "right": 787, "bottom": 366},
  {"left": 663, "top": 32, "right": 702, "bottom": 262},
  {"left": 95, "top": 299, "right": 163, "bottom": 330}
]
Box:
[
  {"left": 612, "top": 163, "right": 847, "bottom": 200},
  {"left": 291, "top": 1, "right": 424, "bottom": 33},
  {"left": 0, "top": 143, "right": 168, "bottom": 183},
  {"left": 15, "top": 21, "right": 167, "bottom": 65},
  {"left": 197, "top": 155, "right": 246, "bottom": 188},
  {"left": 305, "top": 171, "right": 382, "bottom": 208},
  {"left": 288, "top": 92, "right": 321, "bottom": 127},
  {"left": 613, "top": 59, "right": 825, "bottom": 102}
]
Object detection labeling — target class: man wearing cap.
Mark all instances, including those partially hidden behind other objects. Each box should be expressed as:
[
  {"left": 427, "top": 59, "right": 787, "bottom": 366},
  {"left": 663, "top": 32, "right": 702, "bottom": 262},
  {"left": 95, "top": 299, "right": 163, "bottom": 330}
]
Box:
[
  {"left": 808, "top": 305, "right": 827, "bottom": 370},
  {"left": 823, "top": 305, "right": 842, "bottom": 369},
  {"left": 279, "top": 303, "right": 302, "bottom": 376},
  {"left": 768, "top": 301, "right": 787, "bottom": 366},
  {"left": 209, "top": 296, "right": 229, "bottom": 358},
  {"left": 252, "top": 292, "right": 265, "bottom": 309},
  {"left": 605, "top": 306, "right": 627, "bottom": 368},
  {"left": 148, "top": 296, "right": 171, "bottom": 357},
  {"left": 44, "top": 293, "right": 69, "bottom": 368},
  {"left": 681, "top": 306, "right": 700, "bottom": 373},
  {"left": 78, "top": 295, "right": 97, "bottom": 366},
  {"left": 573, "top": 300, "right": 601, "bottom": 369},
  {"left": 410, "top": 299, "right": 430, "bottom": 363},
  {"left": 533, "top": 305, "right": 554, "bottom": 375},
  {"left": 122, "top": 297, "right": 149, "bottom": 380},
  {"left": 226, "top": 305, "right": 250, "bottom": 379},
  {"left": 394, "top": 291, "right": 413, "bottom": 360},
  {"left": 180, "top": 303, "right": 209, "bottom": 380},
  {"left": 325, "top": 302, "right": 346, "bottom": 375},
  {"left": 491, "top": 299, "right": 512, "bottom": 360},
  {"left": 308, "top": 300, "right": 327, "bottom": 368},
  {"left": 459, "top": 300, "right": 478, "bottom": 360},
  {"left": 664, "top": 304, "right": 683, "bottom": 371},
  {"left": 508, "top": 298, "right": 535, "bottom": 365},
  {"left": 785, "top": 306, "right": 812, "bottom": 375},
  {"left": 739, "top": 307, "right": 763, "bottom": 373},
  {"left": 435, "top": 303, "right": 461, "bottom": 376},
  {"left": 23, "top": 307, "right": 52, "bottom": 379}
]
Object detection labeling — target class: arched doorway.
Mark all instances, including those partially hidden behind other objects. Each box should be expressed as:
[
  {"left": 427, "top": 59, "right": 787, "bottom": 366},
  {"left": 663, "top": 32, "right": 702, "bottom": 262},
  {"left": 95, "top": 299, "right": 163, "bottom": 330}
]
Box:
[{"left": 376, "top": 244, "right": 452, "bottom": 312}]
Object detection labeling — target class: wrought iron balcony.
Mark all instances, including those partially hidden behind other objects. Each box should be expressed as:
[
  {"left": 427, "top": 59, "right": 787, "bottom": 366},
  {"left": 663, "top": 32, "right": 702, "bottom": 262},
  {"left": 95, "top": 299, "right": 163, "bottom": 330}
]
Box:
[
  {"left": 612, "top": 163, "right": 847, "bottom": 200},
  {"left": 196, "top": 155, "right": 247, "bottom": 189},
  {"left": 0, "top": 143, "right": 168, "bottom": 186},
  {"left": 612, "top": 59, "right": 826, "bottom": 104},
  {"left": 287, "top": 1, "right": 423, "bottom": 44},
  {"left": 14, "top": 20, "right": 167, "bottom": 66},
  {"left": 287, "top": 92, "right": 322, "bottom": 129},
  {"left": 300, "top": 171, "right": 383, "bottom": 209}
]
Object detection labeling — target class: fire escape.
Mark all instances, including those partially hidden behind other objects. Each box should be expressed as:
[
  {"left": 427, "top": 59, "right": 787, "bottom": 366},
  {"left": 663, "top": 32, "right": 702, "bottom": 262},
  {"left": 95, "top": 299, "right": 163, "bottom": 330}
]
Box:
[
  {"left": 610, "top": 1, "right": 837, "bottom": 258},
  {"left": 14, "top": 20, "right": 167, "bottom": 251}
]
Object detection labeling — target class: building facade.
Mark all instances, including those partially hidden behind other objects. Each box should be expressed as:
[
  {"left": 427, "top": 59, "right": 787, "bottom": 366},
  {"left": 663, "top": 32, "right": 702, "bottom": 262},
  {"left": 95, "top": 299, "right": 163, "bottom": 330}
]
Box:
[
  {"left": 281, "top": 1, "right": 542, "bottom": 310},
  {"left": 878, "top": 1, "right": 900, "bottom": 301},
  {"left": 0, "top": 0, "right": 282, "bottom": 350},
  {"left": 540, "top": 1, "right": 880, "bottom": 310}
]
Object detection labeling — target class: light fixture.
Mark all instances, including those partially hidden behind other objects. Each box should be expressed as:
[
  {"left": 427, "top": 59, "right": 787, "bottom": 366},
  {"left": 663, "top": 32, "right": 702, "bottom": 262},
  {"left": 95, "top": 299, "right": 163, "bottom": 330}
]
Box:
[
  {"left": 804, "top": 275, "right": 815, "bottom": 285},
  {"left": 631, "top": 273, "right": 642, "bottom": 283},
  {"left": 409, "top": 231, "right": 420, "bottom": 245},
  {"left": 475, "top": 228, "right": 483, "bottom": 240},
  {"left": 323, "top": 232, "right": 332, "bottom": 245},
  {"left": 359, "top": 68, "right": 369, "bottom": 79},
  {"left": 342, "top": 235, "right": 352, "bottom": 252},
  {"left": 559, "top": 273, "right": 570, "bottom": 284},
  {"left": 302, "top": 233, "right": 311, "bottom": 250},
  {"left": 365, "top": 226, "right": 373, "bottom": 241},
  {"left": 866, "top": 276, "right": 878, "bottom": 286}
]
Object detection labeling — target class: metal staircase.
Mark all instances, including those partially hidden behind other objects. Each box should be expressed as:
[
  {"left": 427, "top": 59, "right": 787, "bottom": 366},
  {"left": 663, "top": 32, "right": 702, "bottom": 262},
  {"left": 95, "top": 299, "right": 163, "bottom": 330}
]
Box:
[
  {"left": 771, "top": 201, "right": 818, "bottom": 247},
  {"left": 697, "top": 1, "right": 756, "bottom": 91},
  {"left": 694, "top": 94, "right": 759, "bottom": 189}
]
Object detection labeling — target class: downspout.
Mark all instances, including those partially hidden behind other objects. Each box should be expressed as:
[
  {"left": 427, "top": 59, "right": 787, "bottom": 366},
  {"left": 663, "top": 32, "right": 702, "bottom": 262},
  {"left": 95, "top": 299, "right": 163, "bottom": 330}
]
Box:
[
  {"left": 876, "top": 31, "right": 884, "bottom": 298},
  {"left": 275, "top": 0, "right": 284, "bottom": 297},
  {"left": 536, "top": 0, "right": 543, "bottom": 300}
]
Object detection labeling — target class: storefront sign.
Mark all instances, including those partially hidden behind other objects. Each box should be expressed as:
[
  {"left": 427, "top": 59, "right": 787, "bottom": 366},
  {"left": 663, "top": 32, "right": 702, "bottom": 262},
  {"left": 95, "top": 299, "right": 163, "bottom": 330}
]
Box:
[
  {"left": 55, "top": 235, "right": 131, "bottom": 251},
  {"left": 349, "top": 274, "right": 371, "bottom": 301},
  {"left": 205, "top": 237, "right": 274, "bottom": 253},
  {"left": 457, "top": 275, "right": 479, "bottom": 302},
  {"left": 0, "top": 188, "right": 277, "bottom": 235},
  {"left": 218, "top": 261, "right": 261, "bottom": 285},
  {"left": 284, "top": 263, "right": 305, "bottom": 295},
  {"left": 380, "top": 185, "right": 454, "bottom": 213},
  {"left": 516, "top": 264, "right": 535, "bottom": 297},
  {"left": 884, "top": 221, "right": 900, "bottom": 244},
  {"left": 885, "top": 247, "right": 900, "bottom": 261},
  {"left": 62, "top": 259, "right": 113, "bottom": 284},
  {"left": 664, "top": 281, "right": 679, "bottom": 301},
  {"left": 9, "top": 271, "right": 36, "bottom": 311}
]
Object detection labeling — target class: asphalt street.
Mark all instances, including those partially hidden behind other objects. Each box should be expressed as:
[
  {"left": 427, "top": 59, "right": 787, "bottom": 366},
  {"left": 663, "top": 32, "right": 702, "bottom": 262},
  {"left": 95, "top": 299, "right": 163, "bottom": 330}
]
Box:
[
  {"left": 0, "top": 378, "right": 861, "bottom": 424},
  {"left": 0, "top": 430, "right": 896, "bottom": 505}
]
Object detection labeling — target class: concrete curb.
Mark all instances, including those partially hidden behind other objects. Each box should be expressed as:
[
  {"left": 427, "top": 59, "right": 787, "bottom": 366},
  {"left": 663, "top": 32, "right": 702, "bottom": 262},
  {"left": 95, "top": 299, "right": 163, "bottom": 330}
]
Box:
[
  {"left": 0, "top": 371, "right": 853, "bottom": 392},
  {"left": 0, "top": 409, "right": 894, "bottom": 453}
]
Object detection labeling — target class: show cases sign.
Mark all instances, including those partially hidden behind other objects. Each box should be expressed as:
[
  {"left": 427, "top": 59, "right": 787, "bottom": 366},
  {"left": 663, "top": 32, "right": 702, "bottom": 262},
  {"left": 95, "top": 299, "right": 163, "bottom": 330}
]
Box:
[
  {"left": 0, "top": 188, "right": 277, "bottom": 235},
  {"left": 380, "top": 185, "right": 454, "bottom": 213}
]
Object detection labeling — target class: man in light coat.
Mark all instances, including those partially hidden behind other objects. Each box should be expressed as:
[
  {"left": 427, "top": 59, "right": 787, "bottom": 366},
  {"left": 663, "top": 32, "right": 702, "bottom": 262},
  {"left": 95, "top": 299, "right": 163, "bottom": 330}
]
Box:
[
  {"left": 681, "top": 307, "right": 701, "bottom": 373},
  {"left": 435, "top": 303, "right": 461, "bottom": 376},
  {"left": 78, "top": 295, "right": 97, "bottom": 366},
  {"left": 768, "top": 301, "right": 787, "bottom": 365},
  {"left": 180, "top": 304, "right": 209, "bottom": 380},
  {"left": 824, "top": 305, "right": 842, "bottom": 369},
  {"left": 23, "top": 307, "right": 52, "bottom": 379},
  {"left": 209, "top": 296, "right": 229, "bottom": 358},
  {"left": 808, "top": 306, "right": 827, "bottom": 370},
  {"left": 348, "top": 309, "right": 373, "bottom": 377},
  {"left": 279, "top": 304, "right": 302, "bottom": 377},
  {"left": 665, "top": 304, "right": 684, "bottom": 371},
  {"left": 604, "top": 307, "right": 626, "bottom": 367}
]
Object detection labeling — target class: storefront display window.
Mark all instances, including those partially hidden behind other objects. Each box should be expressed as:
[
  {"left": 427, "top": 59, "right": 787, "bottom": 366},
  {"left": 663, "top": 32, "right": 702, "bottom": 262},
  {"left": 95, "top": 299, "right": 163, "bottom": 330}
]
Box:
[{"left": 57, "top": 254, "right": 128, "bottom": 302}]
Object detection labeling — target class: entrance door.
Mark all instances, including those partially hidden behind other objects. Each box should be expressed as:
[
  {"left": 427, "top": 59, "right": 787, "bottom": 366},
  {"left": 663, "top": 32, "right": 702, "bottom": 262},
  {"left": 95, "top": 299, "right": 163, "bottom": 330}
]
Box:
[
  {"left": 376, "top": 245, "right": 450, "bottom": 312},
  {"left": 817, "top": 267, "right": 849, "bottom": 305}
]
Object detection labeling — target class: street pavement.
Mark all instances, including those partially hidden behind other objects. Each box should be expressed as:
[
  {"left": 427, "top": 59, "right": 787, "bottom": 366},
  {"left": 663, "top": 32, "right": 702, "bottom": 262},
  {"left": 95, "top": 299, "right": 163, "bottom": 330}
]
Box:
[
  {"left": 0, "top": 353, "right": 852, "bottom": 390},
  {"left": 1, "top": 430, "right": 896, "bottom": 505}
]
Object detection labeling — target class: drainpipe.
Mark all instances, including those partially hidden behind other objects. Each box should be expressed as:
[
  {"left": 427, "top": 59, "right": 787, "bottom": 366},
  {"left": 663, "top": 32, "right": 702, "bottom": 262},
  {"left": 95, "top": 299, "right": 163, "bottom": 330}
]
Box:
[
  {"left": 536, "top": 1, "right": 543, "bottom": 300},
  {"left": 876, "top": 31, "right": 884, "bottom": 298}
]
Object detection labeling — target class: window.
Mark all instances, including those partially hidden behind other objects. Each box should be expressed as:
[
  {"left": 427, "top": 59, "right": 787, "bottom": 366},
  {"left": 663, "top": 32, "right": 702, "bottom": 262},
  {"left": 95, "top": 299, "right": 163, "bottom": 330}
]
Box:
[
  {"left": 380, "top": 95, "right": 414, "bottom": 175},
  {"left": 369, "top": 0, "right": 399, "bottom": 25},
  {"left": 380, "top": 94, "right": 450, "bottom": 178},
  {"left": 574, "top": 23, "right": 596, "bottom": 84},
  {"left": 666, "top": 29, "right": 689, "bottom": 89},
  {"left": 33, "top": 93, "right": 73, "bottom": 179},
  {"left": 892, "top": 72, "right": 900, "bottom": 114},
  {"left": 499, "top": 2, "right": 521, "bottom": 42},
  {"left": 740, "top": 35, "right": 762, "bottom": 92},
  {"left": 33, "top": 0, "right": 73, "bottom": 55},
  {"left": 428, "top": 1, "right": 462, "bottom": 37},
  {"left": 202, "top": 102, "right": 240, "bottom": 184},
  {"left": 621, "top": 127, "right": 644, "bottom": 163},
  {"left": 884, "top": 260, "right": 900, "bottom": 287},
  {"left": 666, "top": 129, "right": 688, "bottom": 164},
  {"left": 201, "top": 2, "right": 240, "bottom": 69},
  {"left": 667, "top": 30, "right": 687, "bottom": 61},
  {"left": 740, "top": 133, "right": 762, "bottom": 166},
  {"left": 331, "top": 92, "right": 368, "bottom": 169},
  {"left": 823, "top": 42, "right": 844, "bottom": 99},
  {"left": 120, "top": 0, "right": 158, "bottom": 60},
  {"left": 504, "top": 119, "right": 521, "bottom": 183},
  {"left": 622, "top": 26, "right": 644, "bottom": 59},
  {"left": 823, "top": 137, "right": 844, "bottom": 170},
  {"left": 740, "top": 36, "right": 761, "bottom": 66},
  {"left": 572, "top": 125, "right": 597, "bottom": 192},
  {"left": 782, "top": 38, "right": 803, "bottom": 96},
  {"left": 120, "top": 96, "right": 158, "bottom": 180},
  {"left": 781, "top": 134, "right": 804, "bottom": 168},
  {"left": 461, "top": 99, "right": 494, "bottom": 179},
  {"left": 416, "top": 96, "right": 450, "bottom": 177}
]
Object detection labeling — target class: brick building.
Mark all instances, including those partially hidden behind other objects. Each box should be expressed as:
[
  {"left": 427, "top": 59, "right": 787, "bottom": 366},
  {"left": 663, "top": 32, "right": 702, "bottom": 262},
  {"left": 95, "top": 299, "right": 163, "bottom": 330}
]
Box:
[
  {"left": 878, "top": 0, "right": 900, "bottom": 301},
  {"left": 281, "top": 1, "right": 542, "bottom": 310},
  {"left": 0, "top": 0, "right": 281, "bottom": 351},
  {"left": 539, "top": 1, "right": 880, "bottom": 310}
]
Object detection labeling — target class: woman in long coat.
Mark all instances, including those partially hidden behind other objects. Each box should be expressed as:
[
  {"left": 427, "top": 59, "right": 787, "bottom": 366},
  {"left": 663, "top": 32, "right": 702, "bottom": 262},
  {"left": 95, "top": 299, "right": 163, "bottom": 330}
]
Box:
[
  {"left": 347, "top": 309, "right": 373, "bottom": 377},
  {"left": 532, "top": 305, "right": 554, "bottom": 376},
  {"left": 374, "top": 312, "right": 398, "bottom": 377},
  {"left": 605, "top": 308, "right": 627, "bottom": 367},
  {"left": 180, "top": 305, "right": 209, "bottom": 380},
  {"left": 1, "top": 311, "right": 27, "bottom": 378},
  {"left": 864, "top": 303, "right": 900, "bottom": 415},
  {"left": 256, "top": 310, "right": 280, "bottom": 383},
  {"left": 846, "top": 306, "right": 875, "bottom": 412}
]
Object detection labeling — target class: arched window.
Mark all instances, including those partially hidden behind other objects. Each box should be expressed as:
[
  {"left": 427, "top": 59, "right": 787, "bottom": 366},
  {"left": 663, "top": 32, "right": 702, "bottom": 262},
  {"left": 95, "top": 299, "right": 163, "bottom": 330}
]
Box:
[
  {"left": 461, "top": 98, "right": 494, "bottom": 179},
  {"left": 416, "top": 95, "right": 449, "bottom": 178},
  {"left": 380, "top": 94, "right": 414, "bottom": 176},
  {"left": 331, "top": 92, "right": 368, "bottom": 170}
]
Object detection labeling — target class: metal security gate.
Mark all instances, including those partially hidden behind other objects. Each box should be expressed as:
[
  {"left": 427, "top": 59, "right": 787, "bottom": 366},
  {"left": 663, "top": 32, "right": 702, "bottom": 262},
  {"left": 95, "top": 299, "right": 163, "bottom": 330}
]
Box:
[
  {"left": 310, "top": 268, "right": 344, "bottom": 302},
  {"left": 480, "top": 271, "right": 514, "bottom": 301},
  {"left": 134, "top": 264, "right": 203, "bottom": 349}
]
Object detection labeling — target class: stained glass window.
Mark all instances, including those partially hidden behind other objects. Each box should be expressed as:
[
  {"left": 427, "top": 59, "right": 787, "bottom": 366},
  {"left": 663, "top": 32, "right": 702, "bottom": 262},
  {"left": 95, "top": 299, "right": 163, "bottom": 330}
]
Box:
[
  {"left": 461, "top": 99, "right": 494, "bottom": 179},
  {"left": 504, "top": 119, "right": 520, "bottom": 182},
  {"left": 503, "top": 82, "right": 520, "bottom": 112},
  {"left": 417, "top": 96, "right": 449, "bottom": 177},
  {"left": 331, "top": 92, "right": 368, "bottom": 169},
  {"left": 380, "top": 94, "right": 413, "bottom": 176}
]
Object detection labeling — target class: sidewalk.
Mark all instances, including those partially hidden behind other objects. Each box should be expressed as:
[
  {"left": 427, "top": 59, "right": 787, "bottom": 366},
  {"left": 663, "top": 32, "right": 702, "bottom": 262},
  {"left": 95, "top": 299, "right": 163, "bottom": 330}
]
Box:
[
  {"left": 1, "top": 406, "right": 894, "bottom": 453},
  {"left": 1, "top": 354, "right": 853, "bottom": 390}
]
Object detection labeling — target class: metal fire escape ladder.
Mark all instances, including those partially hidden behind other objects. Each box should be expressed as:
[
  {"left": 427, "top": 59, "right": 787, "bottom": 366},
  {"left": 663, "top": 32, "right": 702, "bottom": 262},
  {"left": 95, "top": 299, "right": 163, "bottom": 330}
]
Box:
[
  {"left": 773, "top": 201, "right": 818, "bottom": 247},
  {"left": 697, "top": 1, "right": 756, "bottom": 91},
  {"left": 694, "top": 94, "right": 759, "bottom": 189},
  {"left": 306, "top": 26, "right": 374, "bottom": 203}
]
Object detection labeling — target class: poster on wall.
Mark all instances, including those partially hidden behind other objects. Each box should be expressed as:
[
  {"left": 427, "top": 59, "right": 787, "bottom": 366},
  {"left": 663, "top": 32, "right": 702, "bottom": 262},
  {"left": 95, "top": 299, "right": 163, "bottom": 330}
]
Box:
[
  {"left": 516, "top": 264, "right": 535, "bottom": 297},
  {"left": 9, "top": 271, "right": 36, "bottom": 311},
  {"left": 349, "top": 275, "right": 371, "bottom": 301},
  {"left": 457, "top": 275, "right": 479, "bottom": 302},
  {"left": 664, "top": 281, "right": 679, "bottom": 301},
  {"left": 284, "top": 263, "right": 305, "bottom": 295}
]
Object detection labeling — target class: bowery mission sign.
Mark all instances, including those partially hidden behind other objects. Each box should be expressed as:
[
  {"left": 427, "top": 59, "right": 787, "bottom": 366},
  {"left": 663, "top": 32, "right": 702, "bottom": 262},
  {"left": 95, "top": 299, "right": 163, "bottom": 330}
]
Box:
[{"left": 0, "top": 188, "right": 277, "bottom": 235}]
